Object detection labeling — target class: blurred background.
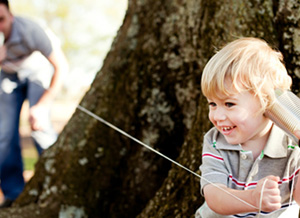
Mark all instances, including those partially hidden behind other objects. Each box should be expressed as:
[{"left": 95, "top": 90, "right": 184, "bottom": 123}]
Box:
[
  {"left": 9, "top": 0, "right": 127, "bottom": 175},
  {"left": 11, "top": 0, "right": 127, "bottom": 95}
]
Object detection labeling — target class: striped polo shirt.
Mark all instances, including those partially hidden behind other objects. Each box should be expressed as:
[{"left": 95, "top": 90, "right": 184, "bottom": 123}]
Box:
[{"left": 196, "top": 125, "right": 300, "bottom": 217}]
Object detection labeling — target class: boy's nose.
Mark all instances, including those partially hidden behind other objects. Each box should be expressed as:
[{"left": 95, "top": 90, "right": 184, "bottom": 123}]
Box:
[{"left": 213, "top": 108, "right": 226, "bottom": 121}]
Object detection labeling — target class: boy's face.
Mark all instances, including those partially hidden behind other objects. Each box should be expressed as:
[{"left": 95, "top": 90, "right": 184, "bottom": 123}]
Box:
[{"left": 207, "top": 90, "right": 271, "bottom": 146}]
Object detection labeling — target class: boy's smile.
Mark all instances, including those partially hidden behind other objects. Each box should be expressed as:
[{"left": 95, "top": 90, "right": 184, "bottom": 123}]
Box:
[
  {"left": 221, "top": 126, "right": 236, "bottom": 135},
  {"left": 207, "top": 90, "right": 272, "bottom": 148}
]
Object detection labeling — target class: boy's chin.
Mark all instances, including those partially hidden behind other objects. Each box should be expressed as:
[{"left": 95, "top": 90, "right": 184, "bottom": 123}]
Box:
[{"left": 223, "top": 135, "right": 241, "bottom": 145}]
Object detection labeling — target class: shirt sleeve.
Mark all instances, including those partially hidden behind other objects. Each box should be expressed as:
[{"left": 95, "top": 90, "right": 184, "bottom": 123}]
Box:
[
  {"left": 24, "top": 20, "right": 53, "bottom": 58},
  {"left": 200, "top": 130, "right": 229, "bottom": 195}
]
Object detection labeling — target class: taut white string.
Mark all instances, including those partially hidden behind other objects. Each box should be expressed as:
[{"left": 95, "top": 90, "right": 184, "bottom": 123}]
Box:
[
  {"left": 289, "top": 169, "right": 296, "bottom": 206},
  {"left": 76, "top": 105, "right": 259, "bottom": 211},
  {"left": 258, "top": 179, "right": 268, "bottom": 217}
]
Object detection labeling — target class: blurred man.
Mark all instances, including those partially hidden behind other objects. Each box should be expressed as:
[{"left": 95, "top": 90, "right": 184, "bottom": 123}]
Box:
[{"left": 0, "top": 0, "right": 68, "bottom": 207}]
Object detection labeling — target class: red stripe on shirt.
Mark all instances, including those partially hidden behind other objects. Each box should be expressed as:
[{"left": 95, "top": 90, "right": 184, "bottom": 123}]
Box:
[
  {"left": 281, "top": 167, "right": 300, "bottom": 184},
  {"left": 229, "top": 168, "right": 300, "bottom": 188},
  {"left": 202, "top": 152, "right": 224, "bottom": 161},
  {"left": 229, "top": 175, "right": 258, "bottom": 188}
]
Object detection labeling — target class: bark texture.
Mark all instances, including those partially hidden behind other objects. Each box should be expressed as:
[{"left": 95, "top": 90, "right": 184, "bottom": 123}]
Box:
[{"left": 1, "top": 0, "right": 300, "bottom": 217}]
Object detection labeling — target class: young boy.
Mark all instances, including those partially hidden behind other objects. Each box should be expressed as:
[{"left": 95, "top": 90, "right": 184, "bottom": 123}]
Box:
[{"left": 196, "top": 37, "right": 300, "bottom": 217}]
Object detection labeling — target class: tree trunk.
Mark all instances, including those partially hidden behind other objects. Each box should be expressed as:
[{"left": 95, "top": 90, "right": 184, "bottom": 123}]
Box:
[{"left": 1, "top": 0, "right": 300, "bottom": 217}]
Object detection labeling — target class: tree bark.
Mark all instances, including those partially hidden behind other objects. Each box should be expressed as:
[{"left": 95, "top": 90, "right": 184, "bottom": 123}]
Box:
[{"left": 1, "top": 0, "right": 300, "bottom": 217}]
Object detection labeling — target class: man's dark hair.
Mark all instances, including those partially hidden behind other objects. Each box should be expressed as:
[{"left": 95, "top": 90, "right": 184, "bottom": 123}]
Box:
[{"left": 0, "top": 0, "right": 9, "bottom": 9}]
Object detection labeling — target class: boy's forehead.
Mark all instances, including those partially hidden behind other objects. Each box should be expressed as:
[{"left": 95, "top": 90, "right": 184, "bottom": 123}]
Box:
[
  {"left": 206, "top": 88, "right": 253, "bottom": 101},
  {"left": 203, "top": 75, "right": 249, "bottom": 100},
  {"left": 207, "top": 91, "right": 237, "bottom": 101}
]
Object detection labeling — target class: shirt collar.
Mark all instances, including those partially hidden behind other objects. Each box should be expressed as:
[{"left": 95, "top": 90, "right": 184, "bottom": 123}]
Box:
[
  {"left": 213, "top": 129, "right": 242, "bottom": 151},
  {"left": 264, "top": 125, "right": 290, "bottom": 158},
  {"left": 213, "top": 125, "right": 294, "bottom": 158}
]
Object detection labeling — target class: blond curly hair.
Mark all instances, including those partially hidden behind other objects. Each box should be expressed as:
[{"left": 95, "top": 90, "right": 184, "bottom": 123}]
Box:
[{"left": 201, "top": 37, "right": 292, "bottom": 112}]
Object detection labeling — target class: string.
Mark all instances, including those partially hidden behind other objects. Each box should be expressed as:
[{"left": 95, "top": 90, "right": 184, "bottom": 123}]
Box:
[
  {"left": 289, "top": 167, "right": 296, "bottom": 206},
  {"left": 77, "top": 105, "right": 201, "bottom": 178},
  {"left": 76, "top": 105, "right": 259, "bottom": 211},
  {"left": 258, "top": 179, "right": 268, "bottom": 217}
]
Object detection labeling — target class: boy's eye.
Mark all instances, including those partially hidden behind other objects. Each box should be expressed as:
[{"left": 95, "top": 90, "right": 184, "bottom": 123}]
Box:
[
  {"left": 209, "top": 102, "right": 216, "bottom": 107},
  {"left": 225, "top": 102, "right": 235, "bottom": 107}
]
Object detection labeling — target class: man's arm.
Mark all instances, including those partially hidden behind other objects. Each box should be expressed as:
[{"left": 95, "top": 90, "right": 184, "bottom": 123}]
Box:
[
  {"left": 29, "top": 47, "right": 68, "bottom": 131},
  {"left": 38, "top": 48, "right": 68, "bottom": 104}
]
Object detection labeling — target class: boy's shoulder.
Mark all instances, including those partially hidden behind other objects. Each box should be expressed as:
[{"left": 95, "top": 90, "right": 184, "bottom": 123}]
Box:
[{"left": 204, "top": 127, "right": 219, "bottom": 142}]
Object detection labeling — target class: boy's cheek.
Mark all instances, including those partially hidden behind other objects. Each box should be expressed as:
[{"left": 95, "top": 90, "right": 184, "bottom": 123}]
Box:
[
  {"left": 208, "top": 113, "right": 214, "bottom": 123},
  {"left": 208, "top": 115, "right": 217, "bottom": 127}
]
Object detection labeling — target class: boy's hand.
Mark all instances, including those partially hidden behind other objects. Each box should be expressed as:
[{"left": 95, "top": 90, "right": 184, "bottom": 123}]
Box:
[{"left": 252, "top": 175, "right": 281, "bottom": 212}]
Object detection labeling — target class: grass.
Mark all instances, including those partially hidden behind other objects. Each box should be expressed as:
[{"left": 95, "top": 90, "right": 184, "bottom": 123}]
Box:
[
  {"left": 22, "top": 144, "right": 38, "bottom": 171},
  {"left": 23, "top": 156, "right": 38, "bottom": 171}
]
